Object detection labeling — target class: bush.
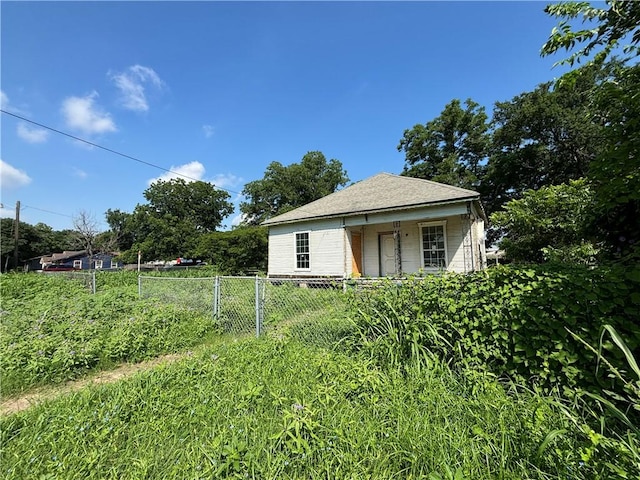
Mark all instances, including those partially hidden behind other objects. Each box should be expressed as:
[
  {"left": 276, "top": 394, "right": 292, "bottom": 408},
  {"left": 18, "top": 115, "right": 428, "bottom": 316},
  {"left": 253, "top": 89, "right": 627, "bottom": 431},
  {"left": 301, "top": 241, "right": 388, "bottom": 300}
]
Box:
[
  {"left": 349, "top": 264, "right": 640, "bottom": 398},
  {"left": 349, "top": 264, "right": 640, "bottom": 477}
]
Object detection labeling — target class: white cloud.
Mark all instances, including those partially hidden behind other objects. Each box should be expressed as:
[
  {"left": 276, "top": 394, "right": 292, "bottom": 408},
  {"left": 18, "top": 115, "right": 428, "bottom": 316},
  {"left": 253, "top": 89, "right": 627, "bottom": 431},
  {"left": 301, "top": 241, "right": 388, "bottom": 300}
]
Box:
[
  {"left": 0, "top": 159, "right": 32, "bottom": 190},
  {"left": 148, "top": 161, "right": 206, "bottom": 185},
  {"left": 0, "top": 204, "right": 14, "bottom": 219},
  {"left": 147, "top": 163, "right": 243, "bottom": 195},
  {"left": 1, "top": 90, "right": 27, "bottom": 116},
  {"left": 61, "top": 91, "right": 117, "bottom": 135},
  {"left": 231, "top": 213, "right": 246, "bottom": 227},
  {"left": 210, "top": 173, "right": 242, "bottom": 189},
  {"left": 110, "top": 65, "right": 165, "bottom": 112},
  {"left": 17, "top": 122, "right": 49, "bottom": 143},
  {"left": 73, "top": 168, "right": 88, "bottom": 179},
  {"left": 203, "top": 125, "right": 215, "bottom": 138}
]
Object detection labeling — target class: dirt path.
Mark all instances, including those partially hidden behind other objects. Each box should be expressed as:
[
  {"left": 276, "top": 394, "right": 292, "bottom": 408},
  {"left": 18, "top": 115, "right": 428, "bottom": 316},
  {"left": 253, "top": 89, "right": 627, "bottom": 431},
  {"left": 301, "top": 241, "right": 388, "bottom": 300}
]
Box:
[{"left": 1, "top": 353, "right": 185, "bottom": 416}]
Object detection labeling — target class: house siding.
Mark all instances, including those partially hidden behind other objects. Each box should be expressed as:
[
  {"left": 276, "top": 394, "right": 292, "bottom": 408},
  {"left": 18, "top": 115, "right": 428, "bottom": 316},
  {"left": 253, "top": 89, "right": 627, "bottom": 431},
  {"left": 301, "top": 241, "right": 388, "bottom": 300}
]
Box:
[
  {"left": 267, "top": 202, "right": 486, "bottom": 278},
  {"left": 267, "top": 219, "right": 346, "bottom": 277},
  {"left": 357, "top": 215, "right": 467, "bottom": 276},
  {"left": 26, "top": 252, "right": 122, "bottom": 272}
]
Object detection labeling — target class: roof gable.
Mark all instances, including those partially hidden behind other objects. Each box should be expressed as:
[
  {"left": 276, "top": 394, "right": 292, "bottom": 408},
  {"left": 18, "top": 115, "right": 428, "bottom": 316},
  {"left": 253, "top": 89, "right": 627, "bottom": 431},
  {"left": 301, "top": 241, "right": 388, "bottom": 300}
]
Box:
[{"left": 262, "top": 173, "right": 480, "bottom": 226}]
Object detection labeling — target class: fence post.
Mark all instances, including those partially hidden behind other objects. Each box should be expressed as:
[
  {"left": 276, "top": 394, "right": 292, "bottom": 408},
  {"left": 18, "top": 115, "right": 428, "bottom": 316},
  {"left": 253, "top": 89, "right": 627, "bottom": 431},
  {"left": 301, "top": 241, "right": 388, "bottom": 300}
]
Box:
[
  {"left": 92, "top": 271, "right": 96, "bottom": 294},
  {"left": 213, "top": 276, "right": 220, "bottom": 320},
  {"left": 138, "top": 275, "right": 142, "bottom": 298},
  {"left": 255, "top": 276, "right": 261, "bottom": 338}
]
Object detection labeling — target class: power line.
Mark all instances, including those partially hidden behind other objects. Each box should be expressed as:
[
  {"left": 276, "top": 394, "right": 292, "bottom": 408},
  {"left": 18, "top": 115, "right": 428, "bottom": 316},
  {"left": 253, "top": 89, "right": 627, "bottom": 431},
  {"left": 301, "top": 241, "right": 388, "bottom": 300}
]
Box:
[
  {"left": 0, "top": 109, "right": 242, "bottom": 196},
  {"left": 21, "top": 204, "right": 74, "bottom": 218},
  {"left": 2, "top": 199, "right": 73, "bottom": 219},
  {"left": 3, "top": 199, "right": 109, "bottom": 222},
  {"left": 2, "top": 109, "right": 328, "bottom": 225}
]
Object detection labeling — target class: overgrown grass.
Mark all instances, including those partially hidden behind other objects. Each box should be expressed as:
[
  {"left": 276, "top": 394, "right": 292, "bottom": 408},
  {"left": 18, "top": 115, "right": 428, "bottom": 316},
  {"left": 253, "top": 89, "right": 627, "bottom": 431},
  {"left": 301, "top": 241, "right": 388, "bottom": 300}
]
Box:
[
  {"left": 349, "top": 264, "right": 640, "bottom": 395},
  {"left": 1, "top": 338, "right": 585, "bottom": 479},
  {"left": 348, "top": 265, "right": 640, "bottom": 478},
  {"left": 0, "top": 274, "right": 218, "bottom": 396},
  {"left": 263, "top": 281, "right": 352, "bottom": 347},
  {"left": 4, "top": 267, "right": 638, "bottom": 477}
]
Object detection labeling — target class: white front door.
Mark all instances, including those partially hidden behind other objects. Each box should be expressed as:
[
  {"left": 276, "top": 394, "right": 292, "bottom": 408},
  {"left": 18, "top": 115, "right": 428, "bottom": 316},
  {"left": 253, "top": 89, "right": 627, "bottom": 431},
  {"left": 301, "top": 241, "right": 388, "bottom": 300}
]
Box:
[{"left": 380, "top": 233, "right": 396, "bottom": 276}]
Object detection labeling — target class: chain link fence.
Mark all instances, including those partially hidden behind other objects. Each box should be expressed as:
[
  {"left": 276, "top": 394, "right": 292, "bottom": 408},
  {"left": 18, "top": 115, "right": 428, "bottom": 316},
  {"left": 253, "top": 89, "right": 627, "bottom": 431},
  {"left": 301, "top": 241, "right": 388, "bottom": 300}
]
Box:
[
  {"left": 138, "top": 276, "right": 355, "bottom": 348},
  {"left": 43, "top": 271, "right": 96, "bottom": 294},
  {"left": 261, "top": 277, "right": 352, "bottom": 348},
  {"left": 138, "top": 275, "right": 215, "bottom": 316}
]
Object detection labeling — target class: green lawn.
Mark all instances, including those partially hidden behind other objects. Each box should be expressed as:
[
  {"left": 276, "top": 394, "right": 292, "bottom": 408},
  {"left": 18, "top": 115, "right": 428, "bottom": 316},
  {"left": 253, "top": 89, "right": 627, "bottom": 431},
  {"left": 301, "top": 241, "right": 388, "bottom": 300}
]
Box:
[
  {"left": 1, "top": 338, "right": 582, "bottom": 479},
  {"left": 2, "top": 271, "right": 634, "bottom": 479}
]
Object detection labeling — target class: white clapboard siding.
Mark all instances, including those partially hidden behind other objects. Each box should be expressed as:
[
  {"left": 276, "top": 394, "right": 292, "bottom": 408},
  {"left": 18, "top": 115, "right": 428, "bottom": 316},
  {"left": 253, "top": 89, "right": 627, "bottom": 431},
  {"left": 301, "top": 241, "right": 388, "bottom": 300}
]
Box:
[
  {"left": 267, "top": 218, "right": 345, "bottom": 277},
  {"left": 267, "top": 202, "right": 485, "bottom": 277}
]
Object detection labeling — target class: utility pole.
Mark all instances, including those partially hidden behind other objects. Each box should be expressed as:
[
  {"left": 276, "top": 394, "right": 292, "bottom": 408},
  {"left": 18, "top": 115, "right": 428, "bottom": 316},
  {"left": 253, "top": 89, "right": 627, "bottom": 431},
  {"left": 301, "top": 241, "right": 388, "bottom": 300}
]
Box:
[{"left": 14, "top": 201, "right": 20, "bottom": 270}]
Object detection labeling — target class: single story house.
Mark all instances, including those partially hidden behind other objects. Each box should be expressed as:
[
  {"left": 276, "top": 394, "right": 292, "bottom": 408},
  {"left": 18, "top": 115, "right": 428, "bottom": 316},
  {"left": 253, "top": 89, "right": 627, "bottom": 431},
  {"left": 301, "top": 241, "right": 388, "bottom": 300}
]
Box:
[
  {"left": 25, "top": 250, "right": 122, "bottom": 271},
  {"left": 262, "top": 173, "right": 487, "bottom": 278}
]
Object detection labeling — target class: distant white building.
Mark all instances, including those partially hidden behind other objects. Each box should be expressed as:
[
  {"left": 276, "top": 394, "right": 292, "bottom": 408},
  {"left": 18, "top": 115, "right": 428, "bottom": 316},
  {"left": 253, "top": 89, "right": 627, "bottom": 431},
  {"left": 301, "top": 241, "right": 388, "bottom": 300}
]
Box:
[{"left": 262, "top": 173, "right": 487, "bottom": 278}]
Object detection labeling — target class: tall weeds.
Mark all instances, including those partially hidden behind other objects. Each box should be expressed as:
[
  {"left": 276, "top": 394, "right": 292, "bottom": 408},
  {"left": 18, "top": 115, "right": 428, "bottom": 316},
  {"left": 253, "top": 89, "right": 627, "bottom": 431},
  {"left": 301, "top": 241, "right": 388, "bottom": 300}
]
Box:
[{"left": 347, "top": 265, "right": 640, "bottom": 477}]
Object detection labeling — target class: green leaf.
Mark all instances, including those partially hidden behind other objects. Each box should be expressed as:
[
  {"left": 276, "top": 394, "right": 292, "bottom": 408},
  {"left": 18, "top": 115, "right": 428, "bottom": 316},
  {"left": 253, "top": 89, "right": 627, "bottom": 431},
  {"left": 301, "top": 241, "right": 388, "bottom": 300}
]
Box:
[
  {"left": 537, "top": 429, "right": 567, "bottom": 460},
  {"left": 601, "top": 324, "right": 640, "bottom": 381}
]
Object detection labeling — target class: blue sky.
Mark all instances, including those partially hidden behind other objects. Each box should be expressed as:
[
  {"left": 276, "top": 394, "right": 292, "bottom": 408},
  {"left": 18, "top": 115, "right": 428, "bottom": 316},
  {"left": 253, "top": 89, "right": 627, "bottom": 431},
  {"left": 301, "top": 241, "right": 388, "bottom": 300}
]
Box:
[{"left": 1, "top": 1, "right": 572, "bottom": 231}]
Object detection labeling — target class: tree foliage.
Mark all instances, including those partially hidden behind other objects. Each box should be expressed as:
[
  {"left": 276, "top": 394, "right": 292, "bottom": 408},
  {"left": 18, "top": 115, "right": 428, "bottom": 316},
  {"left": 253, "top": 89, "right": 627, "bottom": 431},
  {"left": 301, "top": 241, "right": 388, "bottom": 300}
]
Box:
[
  {"left": 586, "top": 63, "right": 640, "bottom": 259},
  {"left": 483, "top": 68, "right": 606, "bottom": 215},
  {"left": 240, "top": 151, "right": 349, "bottom": 225},
  {"left": 398, "top": 99, "right": 490, "bottom": 190},
  {"left": 194, "top": 226, "right": 268, "bottom": 274},
  {"left": 143, "top": 178, "right": 233, "bottom": 233},
  {"left": 542, "top": 0, "right": 640, "bottom": 65},
  {"left": 490, "top": 180, "right": 596, "bottom": 264},
  {"left": 542, "top": 1, "right": 640, "bottom": 261},
  {"left": 106, "top": 178, "right": 233, "bottom": 262}
]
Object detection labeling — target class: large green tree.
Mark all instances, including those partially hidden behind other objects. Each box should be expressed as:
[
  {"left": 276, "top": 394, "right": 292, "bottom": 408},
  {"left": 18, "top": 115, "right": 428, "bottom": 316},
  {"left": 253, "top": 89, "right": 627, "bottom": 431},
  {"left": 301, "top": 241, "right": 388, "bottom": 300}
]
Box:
[
  {"left": 584, "top": 62, "right": 640, "bottom": 259},
  {"left": 240, "top": 151, "right": 349, "bottom": 225},
  {"left": 398, "top": 98, "right": 490, "bottom": 190},
  {"left": 194, "top": 226, "right": 268, "bottom": 275},
  {"left": 143, "top": 178, "right": 233, "bottom": 233},
  {"left": 483, "top": 68, "right": 606, "bottom": 215},
  {"left": 542, "top": 1, "right": 640, "bottom": 261},
  {"left": 490, "top": 179, "right": 596, "bottom": 264},
  {"left": 106, "top": 178, "right": 233, "bottom": 262}
]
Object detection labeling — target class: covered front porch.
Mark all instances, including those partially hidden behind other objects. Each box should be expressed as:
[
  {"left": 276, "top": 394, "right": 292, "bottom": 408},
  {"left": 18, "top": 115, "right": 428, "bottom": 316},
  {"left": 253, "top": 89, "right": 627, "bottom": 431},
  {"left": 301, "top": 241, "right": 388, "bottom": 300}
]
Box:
[{"left": 345, "top": 210, "right": 485, "bottom": 278}]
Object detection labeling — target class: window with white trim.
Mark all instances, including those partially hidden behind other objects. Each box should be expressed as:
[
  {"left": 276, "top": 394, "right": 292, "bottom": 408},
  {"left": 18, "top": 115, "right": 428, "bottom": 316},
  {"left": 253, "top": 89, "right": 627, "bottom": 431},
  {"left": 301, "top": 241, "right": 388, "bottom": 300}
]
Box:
[
  {"left": 110, "top": 261, "right": 118, "bottom": 269},
  {"left": 73, "top": 259, "right": 82, "bottom": 269},
  {"left": 295, "top": 232, "right": 310, "bottom": 270},
  {"left": 95, "top": 260, "right": 103, "bottom": 269},
  {"left": 419, "top": 221, "right": 448, "bottom": 270}
]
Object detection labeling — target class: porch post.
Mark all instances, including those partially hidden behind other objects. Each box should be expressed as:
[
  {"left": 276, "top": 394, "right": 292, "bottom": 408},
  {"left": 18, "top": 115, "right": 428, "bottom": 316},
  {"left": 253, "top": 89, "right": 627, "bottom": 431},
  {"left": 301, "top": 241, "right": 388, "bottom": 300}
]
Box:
[
  {"left": 461, "top": 211, "right": 474, "bottom": 273},
  {"left": 393, "top": 221, "right": 402, "bottom": 276}
]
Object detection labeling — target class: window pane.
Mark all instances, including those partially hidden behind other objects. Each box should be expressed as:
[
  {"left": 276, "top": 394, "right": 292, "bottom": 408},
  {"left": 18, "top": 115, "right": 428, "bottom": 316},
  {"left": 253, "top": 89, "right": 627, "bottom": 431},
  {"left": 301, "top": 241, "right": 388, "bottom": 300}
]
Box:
[
  {"left": 295, "top": 232, "right": 310, "bottom": 269},
  {"left": 421, "top": 225, "right": 446, "bottom": 268}
]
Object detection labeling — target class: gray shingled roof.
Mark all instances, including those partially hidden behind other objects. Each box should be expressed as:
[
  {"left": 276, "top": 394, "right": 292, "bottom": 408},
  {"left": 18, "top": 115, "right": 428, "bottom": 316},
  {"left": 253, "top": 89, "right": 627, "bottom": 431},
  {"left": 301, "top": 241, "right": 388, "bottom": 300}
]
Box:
[
  {"left": 262, "top": 173, "right": 480, "bottom": 226},
  {"left": 50, "top": 250, "right": 87, "bottom": 261}
]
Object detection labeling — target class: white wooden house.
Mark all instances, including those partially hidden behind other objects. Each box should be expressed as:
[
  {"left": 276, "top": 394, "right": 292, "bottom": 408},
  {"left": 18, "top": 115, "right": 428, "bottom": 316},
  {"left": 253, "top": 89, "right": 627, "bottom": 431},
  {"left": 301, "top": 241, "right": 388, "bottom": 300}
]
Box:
[{"left": 262, "top": 173, "right": 487, "bottom": 278}]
